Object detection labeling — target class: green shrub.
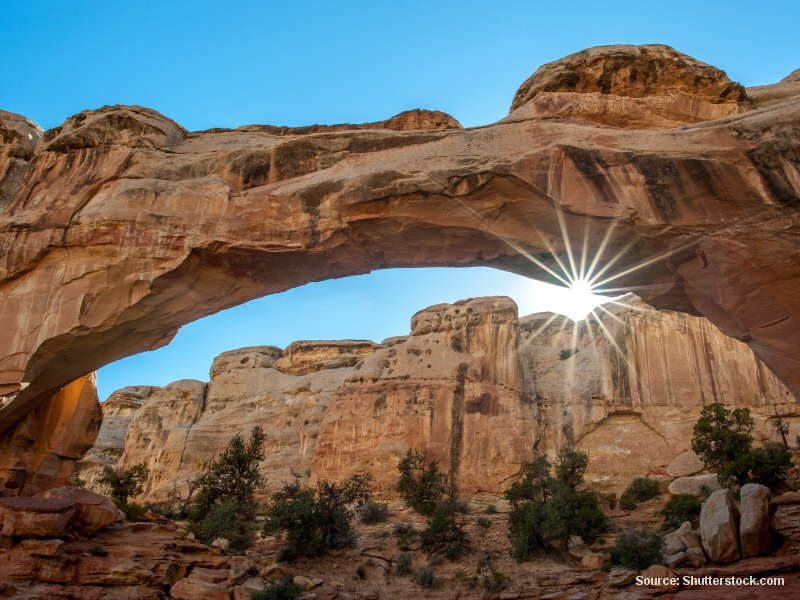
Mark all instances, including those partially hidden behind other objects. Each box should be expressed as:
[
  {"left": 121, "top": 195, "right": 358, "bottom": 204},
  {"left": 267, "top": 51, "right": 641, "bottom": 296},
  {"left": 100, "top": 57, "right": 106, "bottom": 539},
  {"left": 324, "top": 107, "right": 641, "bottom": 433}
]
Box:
[
  {"left": 252, "top": 576, "right": 302, "bottom": 600},
  {"left": 97, "top": 463, "right": 149, "bottom": 510},
  {"left": 477, "top": 516, "right": 492, "bottom": 529},
  {"left": 661, "top": 494, "right": 703, "bottom": 529},
  {"left": 124, "top": 501, "right": 147, "bottom": 522},
  {"left": 359, "top": 500, "right": 389, "bottom": 524},
  {"left": 414, "top": 565, "right": 437, "bottom": 588},
  {"left": 263, "top": 474, "right": 371, "bottom": 560},
  {"left": 612, "top": 526, "right": 664, "bottom": 570},
  {"left": 392, "top": 522, "right": 416, "bottom": 536},
  {"left": 189, "top": 499, "right": 253, "bottom": 550},
  {"left": 69, "top": 474, "right": 86, "bottom": 488},
  {"left": 505, "top": 449, "right": 608, "bottom": 562},
  {"left": 444, "top": 542, "right": 464, "bottom": 561},
  {"left": 356, "top": 564, "right": 366, "bottom": 579},
  {"left": 396, "top": 449, "right": 446, "bottom": 515},
  {"left": 395, "top": 551, "right": 413, "bottom": 575},
  {"left": 420, "top": 504, "right": 466, "bottom": 553},
  {"left": 88, "top": 544, "right": 108, "bottom": 557},
  {"left": 692, "top": 403, "right": 792, "bottom": 491},
  {"left": 619, "top": 478, "right": 660, "bottom": 510},
  {"left": 484, "top": 505, "right": 497, "bottom": 515}
]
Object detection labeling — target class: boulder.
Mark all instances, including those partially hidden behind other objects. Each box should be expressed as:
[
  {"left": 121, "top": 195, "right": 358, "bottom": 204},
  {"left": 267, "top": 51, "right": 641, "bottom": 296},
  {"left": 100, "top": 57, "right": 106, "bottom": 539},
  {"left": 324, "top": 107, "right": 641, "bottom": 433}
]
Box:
[
  {"left": 665, "top": 551, "right": 687, "bottom": 569},
  {"left": 664, "top": 522, "right": 691, "bottom": 555},
  {"left": 666, "top": 451, "right": 706, "bottom": 478},
  {"left": 581, "top": 552, "right": 610, "bottom": 569},
  {"left": 212, "top": 537, "right": 229, "bottom": 552},
  {"left": 234, "top": 578, "right": 267, "bottom": 600},
  {"left": 685, "top": 546, "right": 708, "bottom": 567},
  {"left": 739, "top": 483, "right": 771, "bottom": 558},
  {"left": 35, "top": 486, "right": 118, "bottom": 534},
  {"left": 293, "top": 575, "right": 315, "bottom": 590},
  {"left": 568, "top": 535, "right": 590, "bottom": 559},
  {"left": 189, "top": 567, "right": 228, "bottom": 584},
  {"left": 170, "top": 577, "right": 232, "bottom": 600},
  {"left": 700, "top": 489, "right": 741, "bottom": 563},
  {"left": 0, "top": 496, "right": 75, "bottom": 538},
  {"left": 668, "top": 473, "right": 721, "bottom": 497},
  {"left": 228, "top": 556, "right": 250, "bottom": 585}
]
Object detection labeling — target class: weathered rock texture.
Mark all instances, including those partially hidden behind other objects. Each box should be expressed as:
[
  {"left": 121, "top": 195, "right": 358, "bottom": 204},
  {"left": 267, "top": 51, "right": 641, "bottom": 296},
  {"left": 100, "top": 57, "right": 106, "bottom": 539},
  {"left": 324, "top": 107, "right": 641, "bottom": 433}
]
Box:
[
  {"left": 2, "top": 44, "right": 800, "bottom": 449},
  {"left": 700, "top": 489, "right": 741, "bottom": 563},
  {"left": 0, "top": 375, "right": 102, "bottom": 496},
  {"left": 739, "top": 483, "right": 771, "bottom": 558},
  {"left": 78, "top": 294, "right": 798, "bottom": 501}
]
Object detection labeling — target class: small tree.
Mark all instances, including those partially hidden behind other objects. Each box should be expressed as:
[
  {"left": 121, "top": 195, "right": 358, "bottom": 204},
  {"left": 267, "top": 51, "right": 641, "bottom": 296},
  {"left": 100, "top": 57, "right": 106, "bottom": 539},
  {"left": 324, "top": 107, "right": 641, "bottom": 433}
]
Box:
[
  {"left": 619, "top": 478, "right": 660, "bottom": 510},
  {"left": 612, "top": 526, "right": 664, "bottom": 570},
  {"left": 97, "top": 463, "right": 149, "bottom": 510},
  {"left": 396, "top": 449, "right": 446, "bottom": 515},
  {"left": 192, "top": 426, "right": 266, "bottom": 521},
  {"left": 505, "top": 449, "right": 607, "bottom": 562},
  {"left": 264, "top": 474, "right": 372, "bottom": 560},
  {"left": 692, "top": 403, "right": 792, "bottom": 490}
]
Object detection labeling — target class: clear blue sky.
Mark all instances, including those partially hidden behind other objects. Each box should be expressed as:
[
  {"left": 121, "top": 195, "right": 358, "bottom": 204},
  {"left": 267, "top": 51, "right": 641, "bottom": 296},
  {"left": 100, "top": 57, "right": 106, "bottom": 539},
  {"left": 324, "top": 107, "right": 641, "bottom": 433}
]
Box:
[{"left": 2, "top": 1, "right": 798, "bottom": 399}]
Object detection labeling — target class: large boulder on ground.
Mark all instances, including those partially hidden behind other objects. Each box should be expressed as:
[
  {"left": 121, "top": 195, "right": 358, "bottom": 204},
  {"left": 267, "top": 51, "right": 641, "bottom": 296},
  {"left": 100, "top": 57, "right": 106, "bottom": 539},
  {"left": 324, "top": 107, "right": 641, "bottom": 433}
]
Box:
[
  {"left": 35, "top": 486, "right": 118, "bottom": 534},
  {"left": 170, "top": 576, "right": 232, "bottom": 600},
  {"left": 666, "top": 451, "right": 705, "bottom": 478},
  {"left": 739, "top": 483, "right": 771, "bottom": 558},
  {"left": 668, "top": 473, "right": 721, "bottom": 497},
  {"left": 664, "top": 521, "right": 699, "bottom": 555},
  {"left": 0, "top": 497, "right": 75, "bottom": 538},
  {"left": 700, "top": 489, "right": 741, "bottom": 563}
]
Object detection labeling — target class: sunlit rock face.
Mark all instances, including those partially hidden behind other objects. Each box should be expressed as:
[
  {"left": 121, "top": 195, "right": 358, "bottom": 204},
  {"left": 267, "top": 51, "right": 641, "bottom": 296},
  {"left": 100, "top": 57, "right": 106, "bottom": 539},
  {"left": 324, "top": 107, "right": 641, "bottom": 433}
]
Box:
[
  {"left": 0, "top": 375, "right": 102, "bottom": 496},
  {"left": 78, "top": 295, "right": 795, "bottom": 502},
  {"left": 1, "top": 44, "right": 800, "bottom": 443}
]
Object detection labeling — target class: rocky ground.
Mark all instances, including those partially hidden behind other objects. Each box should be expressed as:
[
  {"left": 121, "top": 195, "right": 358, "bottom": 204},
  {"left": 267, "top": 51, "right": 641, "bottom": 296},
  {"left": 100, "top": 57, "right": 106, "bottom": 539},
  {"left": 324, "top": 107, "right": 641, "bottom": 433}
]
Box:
[{"left": 2, "top": 492, "right": 799, "bottom": 599}]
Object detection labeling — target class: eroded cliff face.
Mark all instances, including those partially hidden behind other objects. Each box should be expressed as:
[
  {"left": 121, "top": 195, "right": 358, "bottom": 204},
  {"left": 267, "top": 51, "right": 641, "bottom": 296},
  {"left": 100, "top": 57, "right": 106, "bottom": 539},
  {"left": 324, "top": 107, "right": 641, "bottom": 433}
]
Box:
[
  {"left": 78, "top": 296, "right": 797, "bottom": 502},
  {"left": 1, "top": 44, "right": 800, "bottom": 441}
]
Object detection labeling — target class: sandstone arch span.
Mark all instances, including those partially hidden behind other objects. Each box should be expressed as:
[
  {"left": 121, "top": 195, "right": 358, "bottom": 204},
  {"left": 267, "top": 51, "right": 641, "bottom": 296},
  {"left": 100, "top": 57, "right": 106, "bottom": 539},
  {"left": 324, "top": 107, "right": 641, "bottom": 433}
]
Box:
[{"left": 1, "top": 44, "right": 800, "bottom": 432}]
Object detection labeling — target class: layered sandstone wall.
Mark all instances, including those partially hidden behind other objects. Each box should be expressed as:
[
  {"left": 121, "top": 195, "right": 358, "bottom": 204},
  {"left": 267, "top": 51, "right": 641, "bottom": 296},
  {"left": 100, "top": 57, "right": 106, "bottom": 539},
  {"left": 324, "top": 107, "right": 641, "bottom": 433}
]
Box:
[{"left": 78, "top": 295, "right": 796, "bottom": 502}]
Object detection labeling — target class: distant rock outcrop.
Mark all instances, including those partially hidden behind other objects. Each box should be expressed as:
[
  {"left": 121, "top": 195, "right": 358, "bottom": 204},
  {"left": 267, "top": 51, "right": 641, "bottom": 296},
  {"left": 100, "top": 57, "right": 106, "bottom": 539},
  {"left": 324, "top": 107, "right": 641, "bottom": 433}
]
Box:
[{"left": 77, "top": 295, "right": 797, "bottom": 503}]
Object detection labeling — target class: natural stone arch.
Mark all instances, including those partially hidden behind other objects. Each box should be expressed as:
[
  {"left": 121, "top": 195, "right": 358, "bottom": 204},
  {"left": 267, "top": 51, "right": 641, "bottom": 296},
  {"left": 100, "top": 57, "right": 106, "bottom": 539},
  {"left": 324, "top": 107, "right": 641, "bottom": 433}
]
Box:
[{"left": 1, "top": 44, "right": 799, "bottom": 433}]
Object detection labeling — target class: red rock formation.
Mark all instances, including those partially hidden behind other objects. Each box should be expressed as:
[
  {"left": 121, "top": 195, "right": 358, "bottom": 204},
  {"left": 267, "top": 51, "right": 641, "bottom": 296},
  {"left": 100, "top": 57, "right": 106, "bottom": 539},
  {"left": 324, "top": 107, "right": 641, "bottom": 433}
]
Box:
[
  {"left": 1, "top": 44, "right": 799, "bottom": 447},
  {"left": 0, "top": 376, "right": 102, "bottom": 495}
]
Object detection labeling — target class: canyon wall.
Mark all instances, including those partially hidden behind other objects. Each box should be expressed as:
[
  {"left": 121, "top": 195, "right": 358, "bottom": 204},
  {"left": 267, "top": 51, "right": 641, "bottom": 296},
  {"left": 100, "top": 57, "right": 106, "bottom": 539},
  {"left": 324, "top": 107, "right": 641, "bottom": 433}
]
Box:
[
  {"left": 77, "top": 296, "right": 798, "bottom": 501},
  {"left": 2, "top": 44, "right": 800, "bottom": 444}
]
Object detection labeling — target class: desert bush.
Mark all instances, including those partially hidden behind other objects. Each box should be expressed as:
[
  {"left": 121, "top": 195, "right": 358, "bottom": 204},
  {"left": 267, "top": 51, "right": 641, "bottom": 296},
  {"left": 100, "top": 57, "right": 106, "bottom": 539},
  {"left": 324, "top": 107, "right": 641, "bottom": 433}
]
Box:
[
  {"left": 252, "top": 576, "right": 301, "bottom": 600},
  {"left": 356, "top": 564, "right": 366, "bottom": 579},
  {"left": 444, "top": 542, "right": 464, "bottom": 561},
  {"left": 619, "top": 478, "right": 660, "bottom": 510},
  {"left": 505, "top": 449, "right": 607, "bottom": 562},
  {"left": 395, "top": 551, "right": 413, "bottom": 575},
  {"left": 359, "top": 499, "right": 389, "bottom": 524},
  {"left": 88, "top": 544, "right": 108, "bottom": 557},
  {"left": 612, "top": 526, "right": 664, "bottom": 570},
  {"left": 190, "top": 499, "right": 253, "bottom": 550},
  {"left": 484, "top": 505, "right": 497, "bottom": 515},
  {"left": 263, "top": 474, "right": 372, "bottom": 560},
  {"left": 97, "top": 463, "right": 149, "bottom": 510},
  {"left": 392, "top": 522, "right": 417, "bottom": 536},
  {"left": 661, "top": 494, "right": 703, "bottom": 529},
  {"left": 477, "top": 516, "right": 492, "bottom": 529},
  {"left": 124, "top": 501, "right": 147, "bottom": 522},
  {"left": 420, "top": 503, "right": 468, "bottom": 556},
  {"left": 692, "top": 403, "right": 792, "bottom": 491},
  {"left": 560, "top": 348, "right": 579, "bottom": 360},
  {"left": 396, "top": 449, "right": 446, "bottom": 515},
  {"left": 415, "top": 565, "right": 437, "bottom": 587}
]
